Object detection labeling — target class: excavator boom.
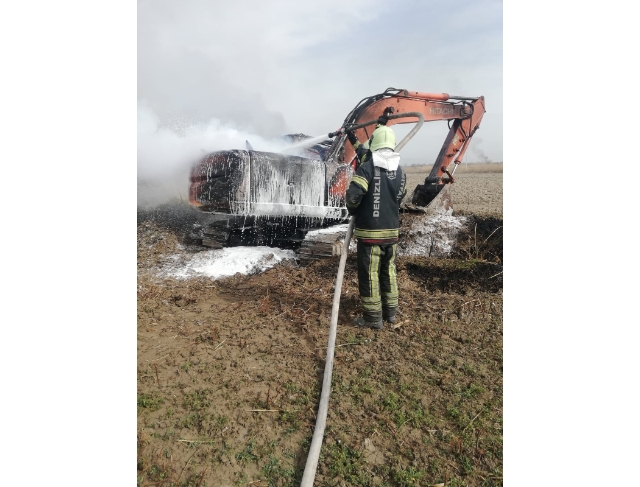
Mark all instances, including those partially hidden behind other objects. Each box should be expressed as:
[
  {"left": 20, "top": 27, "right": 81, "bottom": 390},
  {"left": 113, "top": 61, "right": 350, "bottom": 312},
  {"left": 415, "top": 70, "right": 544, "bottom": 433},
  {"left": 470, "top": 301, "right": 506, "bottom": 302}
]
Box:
[{"left": 324, "top": 88, "right": 485, "bottom": 207}]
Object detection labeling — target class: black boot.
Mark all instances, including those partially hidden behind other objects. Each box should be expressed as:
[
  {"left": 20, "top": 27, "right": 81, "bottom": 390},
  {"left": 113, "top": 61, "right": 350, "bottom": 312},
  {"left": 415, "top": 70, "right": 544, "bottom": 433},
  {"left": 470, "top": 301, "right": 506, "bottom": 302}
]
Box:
[
  {"left": 383, "top": 307, "right": 397, "bottom": 324},
  {"left": 354, "top": 310, "right": 383, "bottom": 330}
]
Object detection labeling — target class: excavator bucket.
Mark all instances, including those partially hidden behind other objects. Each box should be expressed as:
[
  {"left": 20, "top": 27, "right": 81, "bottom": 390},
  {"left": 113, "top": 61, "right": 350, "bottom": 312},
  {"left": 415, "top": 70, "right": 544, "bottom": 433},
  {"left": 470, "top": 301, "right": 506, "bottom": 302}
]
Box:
[{"left": 411, "top": 182, "right": 445, "bottom": 207}]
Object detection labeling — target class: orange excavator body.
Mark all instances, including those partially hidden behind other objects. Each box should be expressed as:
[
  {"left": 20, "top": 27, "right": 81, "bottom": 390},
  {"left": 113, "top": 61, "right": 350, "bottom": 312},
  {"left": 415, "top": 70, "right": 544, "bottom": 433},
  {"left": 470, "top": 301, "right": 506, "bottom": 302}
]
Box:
[
  {"left": 325, "top": 88, "right": 486, "bottom": 206},
  {"left": 186, "top": 88, "right": 486, "bottom": 250}
]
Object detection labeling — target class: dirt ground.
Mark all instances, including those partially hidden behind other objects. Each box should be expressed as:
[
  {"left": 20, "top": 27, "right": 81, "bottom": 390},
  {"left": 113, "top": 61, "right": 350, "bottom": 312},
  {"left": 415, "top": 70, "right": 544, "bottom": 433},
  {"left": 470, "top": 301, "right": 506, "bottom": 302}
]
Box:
[
  {"left": 137, "top": 169, "right": 503, "bottom": 486},
  {"left": 404, "top": 169, "right": 503, "bottom": 217}
]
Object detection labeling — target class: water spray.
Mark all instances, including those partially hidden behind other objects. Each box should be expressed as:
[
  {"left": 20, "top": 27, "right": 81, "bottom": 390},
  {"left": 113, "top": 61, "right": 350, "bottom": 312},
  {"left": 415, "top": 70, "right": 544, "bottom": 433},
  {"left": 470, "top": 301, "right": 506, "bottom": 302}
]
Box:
[{"left": 279, "top": 134, "right": 331, "bottom": 154}]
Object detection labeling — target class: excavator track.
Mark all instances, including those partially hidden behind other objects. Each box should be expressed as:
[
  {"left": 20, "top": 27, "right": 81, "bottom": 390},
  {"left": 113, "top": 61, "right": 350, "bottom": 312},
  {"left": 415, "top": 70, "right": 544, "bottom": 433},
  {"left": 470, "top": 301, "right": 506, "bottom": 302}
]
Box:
[
  {"left": 296, "top": 226, "right": 349, "bottom": 264},
  {"left": 199, "top": 216, "right": 309, "bottom": 249},
  {"left": 195, "top": 215, "right": 348, "bottom": 264}
]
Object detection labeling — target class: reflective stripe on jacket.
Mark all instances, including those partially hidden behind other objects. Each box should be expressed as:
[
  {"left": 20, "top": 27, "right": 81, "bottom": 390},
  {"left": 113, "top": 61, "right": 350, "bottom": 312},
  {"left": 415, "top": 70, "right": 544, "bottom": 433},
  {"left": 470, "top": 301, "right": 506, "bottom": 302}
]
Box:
[{"left": 345, "top": 149, "right": 407, "bottom": 244}]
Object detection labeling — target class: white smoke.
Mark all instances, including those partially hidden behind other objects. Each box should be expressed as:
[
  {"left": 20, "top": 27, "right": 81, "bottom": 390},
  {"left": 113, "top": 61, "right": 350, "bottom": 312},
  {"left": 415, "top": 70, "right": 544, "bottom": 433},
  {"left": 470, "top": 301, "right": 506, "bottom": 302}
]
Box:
[{"left": 137, "top": 101, "right": 301, "bottom": 208}]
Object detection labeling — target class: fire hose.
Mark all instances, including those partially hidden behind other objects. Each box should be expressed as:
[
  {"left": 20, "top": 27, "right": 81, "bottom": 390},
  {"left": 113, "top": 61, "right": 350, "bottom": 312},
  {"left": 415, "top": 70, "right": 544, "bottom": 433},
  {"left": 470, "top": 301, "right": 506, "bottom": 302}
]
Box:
[{"left": 300, "top": 112, "right": 424, "bottom": 486}]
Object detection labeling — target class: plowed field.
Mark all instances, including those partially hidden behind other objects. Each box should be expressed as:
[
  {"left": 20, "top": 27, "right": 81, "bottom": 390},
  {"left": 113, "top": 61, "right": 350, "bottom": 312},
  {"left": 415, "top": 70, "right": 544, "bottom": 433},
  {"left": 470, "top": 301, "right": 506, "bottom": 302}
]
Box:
[{"left": 137, "top": 168, "right": 503, "bottom": 487}]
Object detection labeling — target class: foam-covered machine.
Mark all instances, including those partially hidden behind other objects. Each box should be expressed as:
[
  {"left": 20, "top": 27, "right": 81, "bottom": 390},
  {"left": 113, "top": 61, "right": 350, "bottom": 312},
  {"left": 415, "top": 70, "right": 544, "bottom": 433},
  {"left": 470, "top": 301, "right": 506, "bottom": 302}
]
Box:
[{"left": 188, "top": 88, "right": 485, "bottom": 259}]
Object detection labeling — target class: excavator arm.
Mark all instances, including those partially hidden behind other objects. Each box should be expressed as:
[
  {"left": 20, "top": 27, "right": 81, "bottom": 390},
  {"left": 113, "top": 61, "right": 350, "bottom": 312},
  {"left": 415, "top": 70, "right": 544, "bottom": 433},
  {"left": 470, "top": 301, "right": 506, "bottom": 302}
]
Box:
[{"left": 325, "top": 88, "right": 486, "bottom": 208}]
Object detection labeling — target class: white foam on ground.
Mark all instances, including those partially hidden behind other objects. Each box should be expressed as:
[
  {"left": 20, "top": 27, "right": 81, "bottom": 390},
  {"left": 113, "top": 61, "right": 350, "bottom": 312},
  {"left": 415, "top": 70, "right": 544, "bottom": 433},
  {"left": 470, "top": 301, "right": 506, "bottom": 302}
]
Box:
[
  {"left": 303, "top": 215, "right": 469, "bottom": 257},
  {"left": 149, "top": 216, "right": 469, "bottom": 280},
  {"left": 160, "top": 246, "right": 296, "bottom": 280},
  {"left": 399, "top": 214, "right": 469, "bottom": 257},
  {"left": 305, "top": 224, "right": 350, "bottom": 238},
  {"left": 304, "top": 223, "right": 357, "bottom": 251}
]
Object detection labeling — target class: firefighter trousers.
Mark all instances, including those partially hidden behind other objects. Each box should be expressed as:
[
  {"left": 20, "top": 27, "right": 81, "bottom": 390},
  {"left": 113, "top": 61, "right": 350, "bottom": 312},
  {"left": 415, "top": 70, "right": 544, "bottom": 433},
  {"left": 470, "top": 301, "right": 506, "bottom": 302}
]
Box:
[{"left": 356, "top": 240, "right": 398, "bottom": 321}]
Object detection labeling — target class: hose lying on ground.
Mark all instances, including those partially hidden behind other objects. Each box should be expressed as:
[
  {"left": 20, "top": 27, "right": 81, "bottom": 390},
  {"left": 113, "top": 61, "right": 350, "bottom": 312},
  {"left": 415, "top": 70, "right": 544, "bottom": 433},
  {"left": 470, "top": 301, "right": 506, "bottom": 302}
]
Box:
[{"left": 299, "top": 112, "right": 424, "bottom": 486}]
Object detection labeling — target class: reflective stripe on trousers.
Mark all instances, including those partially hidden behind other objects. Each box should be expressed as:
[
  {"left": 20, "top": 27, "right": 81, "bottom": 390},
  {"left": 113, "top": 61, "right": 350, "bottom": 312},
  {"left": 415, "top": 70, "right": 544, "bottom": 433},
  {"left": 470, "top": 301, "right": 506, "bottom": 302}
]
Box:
[{"left": 356, "top": 241, "right": 398, "bottom": 313}]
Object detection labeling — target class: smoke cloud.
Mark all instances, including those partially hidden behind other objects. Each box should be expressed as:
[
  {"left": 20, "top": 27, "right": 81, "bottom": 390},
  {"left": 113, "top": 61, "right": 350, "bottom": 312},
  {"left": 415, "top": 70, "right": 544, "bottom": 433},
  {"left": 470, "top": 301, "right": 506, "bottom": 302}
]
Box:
[
  {"left": 137, "top": 100, "right": 332, "bottom": 208},
  {"left": 137, "top": 101, "right": 297, "bottom": 207},
  {"left": 469, "top": 137, "right": 491, "bottom": 163}
]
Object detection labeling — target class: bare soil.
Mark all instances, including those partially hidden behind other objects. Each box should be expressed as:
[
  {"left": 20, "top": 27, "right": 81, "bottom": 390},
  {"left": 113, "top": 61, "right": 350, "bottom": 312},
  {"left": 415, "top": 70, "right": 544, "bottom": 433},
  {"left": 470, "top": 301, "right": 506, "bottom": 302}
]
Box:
[
  {"left": 404, "top": 171, "right": 503, "bottom": 217},
  {"left": 137, "top": 170, "right": 503, "bottom": 486}
]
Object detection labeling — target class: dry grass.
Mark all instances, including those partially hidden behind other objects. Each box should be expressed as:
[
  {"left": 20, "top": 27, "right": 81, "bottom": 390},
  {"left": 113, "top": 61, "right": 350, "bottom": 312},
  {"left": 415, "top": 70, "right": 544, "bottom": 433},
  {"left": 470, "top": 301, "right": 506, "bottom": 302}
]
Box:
[
  {"left": 403, "top": 163, "right": 503, "bottom": 174},
  {"left": 137, "top": 167, "right": 504, "bottom": 486},
  {"left": 137, "top": 211, "right": 504, "bottom": 487}
]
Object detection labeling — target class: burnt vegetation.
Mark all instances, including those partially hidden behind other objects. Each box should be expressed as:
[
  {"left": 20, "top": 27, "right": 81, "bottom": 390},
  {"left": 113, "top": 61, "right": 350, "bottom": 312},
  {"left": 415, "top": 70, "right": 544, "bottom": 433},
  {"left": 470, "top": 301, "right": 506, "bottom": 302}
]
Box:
[{"left": 137, "top": 194, "right": 503, "bottom": 486}]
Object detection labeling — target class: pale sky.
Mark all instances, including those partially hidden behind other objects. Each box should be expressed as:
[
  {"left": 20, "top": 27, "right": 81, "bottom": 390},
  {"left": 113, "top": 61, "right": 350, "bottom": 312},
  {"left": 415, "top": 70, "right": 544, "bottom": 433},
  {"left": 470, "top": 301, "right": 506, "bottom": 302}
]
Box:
[{"left": 138, "top": 0, "right": 502, "bottom": 163}]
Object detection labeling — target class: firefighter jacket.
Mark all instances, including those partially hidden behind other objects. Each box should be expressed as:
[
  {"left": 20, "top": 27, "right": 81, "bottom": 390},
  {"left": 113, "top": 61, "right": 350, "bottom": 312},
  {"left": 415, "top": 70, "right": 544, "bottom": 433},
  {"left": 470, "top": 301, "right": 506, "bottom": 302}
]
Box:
[
  {"left": 352, "top": 140, "right": 370, "bottom": 169},
  {"left": 346, "top": 148, "right": 407, "bottom": 244}
]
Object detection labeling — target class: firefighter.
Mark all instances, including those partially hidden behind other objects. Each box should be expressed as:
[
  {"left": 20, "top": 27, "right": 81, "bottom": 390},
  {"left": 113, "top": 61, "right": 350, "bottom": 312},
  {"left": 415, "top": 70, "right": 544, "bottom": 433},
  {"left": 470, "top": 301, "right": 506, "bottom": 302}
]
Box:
[{"left": 345, "top": 119, "right": 407, "bottom": 329}]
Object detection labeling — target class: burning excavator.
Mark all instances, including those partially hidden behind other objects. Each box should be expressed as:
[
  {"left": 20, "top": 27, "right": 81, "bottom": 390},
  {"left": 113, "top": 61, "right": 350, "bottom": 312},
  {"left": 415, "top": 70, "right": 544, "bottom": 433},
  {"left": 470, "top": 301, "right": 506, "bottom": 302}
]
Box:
[{"left": 188, "top": 88, "right": 485, "bottom": 260}]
